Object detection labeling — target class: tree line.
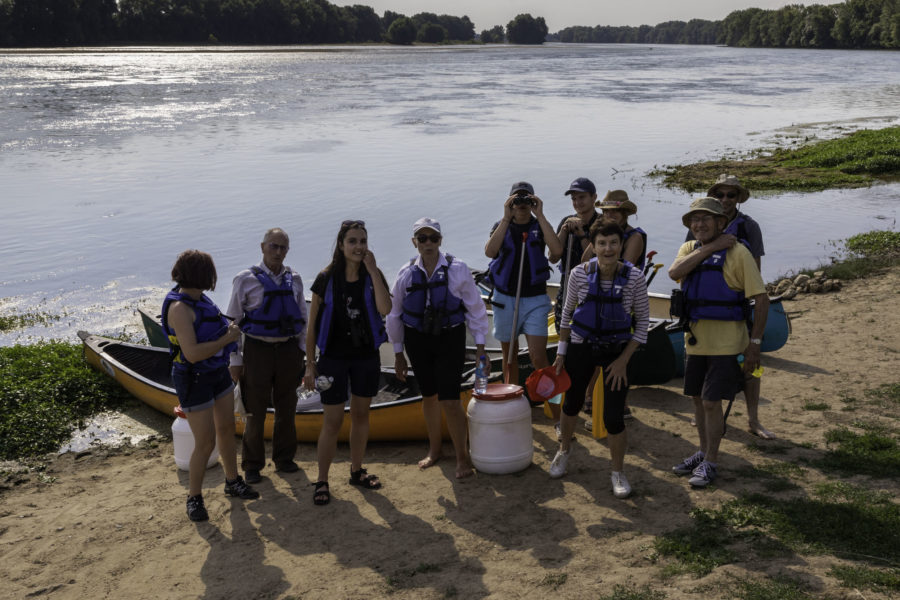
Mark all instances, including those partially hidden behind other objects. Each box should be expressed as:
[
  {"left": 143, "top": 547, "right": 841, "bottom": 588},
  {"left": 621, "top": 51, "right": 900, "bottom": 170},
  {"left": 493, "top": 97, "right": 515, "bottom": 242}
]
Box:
[
  {"left": 0, "top": 0, "right": 553, "bottom": 47},
  {"left": 555, "top": 0, "right": 900, "bottom": 49}
]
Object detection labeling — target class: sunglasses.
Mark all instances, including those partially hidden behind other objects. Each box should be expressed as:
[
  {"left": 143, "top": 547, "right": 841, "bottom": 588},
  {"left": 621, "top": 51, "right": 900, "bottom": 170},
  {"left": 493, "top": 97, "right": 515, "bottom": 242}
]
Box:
[
  {"left": 712, "top": 191, "right": 738, "bottom": 200},
  {"left": 416, "top": 233, "right": 441, "bottom": 243},
  {"left": 342, "top": 219, "right": 366, "bottom": 228},
  {"left": 266, "top": 242, "right": 289, "bottom": 252}
]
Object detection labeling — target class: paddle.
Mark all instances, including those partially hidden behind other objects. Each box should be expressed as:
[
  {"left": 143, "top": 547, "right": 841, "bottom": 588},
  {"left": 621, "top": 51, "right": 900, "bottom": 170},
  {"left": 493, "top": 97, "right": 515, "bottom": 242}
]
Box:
[
  {"left": 642, "top": 250, "right": 657, "bottom": 276},
  {"left": 646, "top": 263, "right": 663, "bottom": 286},
  {"left": 505, "top": 232, "right": 528, "bottom": 384}
]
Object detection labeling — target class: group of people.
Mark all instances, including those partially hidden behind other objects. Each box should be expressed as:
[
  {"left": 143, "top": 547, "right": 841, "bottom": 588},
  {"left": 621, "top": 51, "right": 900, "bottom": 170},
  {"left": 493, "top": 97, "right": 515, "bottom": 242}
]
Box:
[{"left": 161, "top": 173, "right": 772, "bottom": 521}]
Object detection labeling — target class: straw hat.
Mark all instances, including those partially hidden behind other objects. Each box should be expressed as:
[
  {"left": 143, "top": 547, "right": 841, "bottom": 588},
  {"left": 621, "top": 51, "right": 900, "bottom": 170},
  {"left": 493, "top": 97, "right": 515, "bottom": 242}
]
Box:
[
  {"left": 707, "top": 174, "right": 750, "bottom": 204},
  {"left": 681, "top": 197, "right": 728, "bottom": 228},
  {"left": 595, "top": 190, "right": 637, "bottom": 216}
]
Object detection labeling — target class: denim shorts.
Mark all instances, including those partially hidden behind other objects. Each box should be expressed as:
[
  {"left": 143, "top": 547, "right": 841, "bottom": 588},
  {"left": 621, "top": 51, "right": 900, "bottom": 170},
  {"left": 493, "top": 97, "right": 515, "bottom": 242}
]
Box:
[
  {"left": 172, "top": 366, "right": 235, "bottom": 412},
  {"left": 491, "top": 291, "right": 552, "bottom": 342}
]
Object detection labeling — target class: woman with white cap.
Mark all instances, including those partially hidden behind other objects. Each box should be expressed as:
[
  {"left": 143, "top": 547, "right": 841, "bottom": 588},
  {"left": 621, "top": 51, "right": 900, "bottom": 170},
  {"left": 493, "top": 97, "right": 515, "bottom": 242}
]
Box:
[{"left": 387, "top": 217, "right": 490, "bottom": 479}]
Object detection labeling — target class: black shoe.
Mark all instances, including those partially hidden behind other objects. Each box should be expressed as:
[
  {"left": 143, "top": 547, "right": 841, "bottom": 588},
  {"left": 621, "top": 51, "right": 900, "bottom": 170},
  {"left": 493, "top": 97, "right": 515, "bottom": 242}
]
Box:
[
  {"left": 244, "top": 469, "right": 262, "bottom": 484},
  {"left": 186, "top": 494, "right": 209, "bottom": 521},
  {"left": 275, "top": 461, "right": 299, "bottom": 473},
  {"left": 225, "top": 475, "right": 260, "bottom": 499}
]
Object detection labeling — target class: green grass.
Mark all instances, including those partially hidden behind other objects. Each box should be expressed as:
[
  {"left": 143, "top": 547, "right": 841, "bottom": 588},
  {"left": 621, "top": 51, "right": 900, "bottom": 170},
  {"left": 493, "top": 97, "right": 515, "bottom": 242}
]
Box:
[
  {"left": 829, "top": 564, "right": 900, "bottom": 593},
  {"left": 650, "top": 126, "right": 900, "bottom": 193},
  {"left": 0, "top": 341, "right": 132, "bottom": 460},
  {"left": 815, "top": 427, "right": 900, "bottom": 478},
  {"left": 802, "top": 401, "right": 829, "bottom": 411},
  {"left": 599, "top": 583, "right": 666, "bottom": 600},
  {"left": 728, "top": 575, "right": 816, "bottom": 600},
  {"left": 538, "top": 573, "right": 567, "bottom": 590},
  {"left": 654, "top": 482, "right": 900, "bottom": 578},
  {"left": 0, "top": 311, "right": 61, "bottom": 332}
]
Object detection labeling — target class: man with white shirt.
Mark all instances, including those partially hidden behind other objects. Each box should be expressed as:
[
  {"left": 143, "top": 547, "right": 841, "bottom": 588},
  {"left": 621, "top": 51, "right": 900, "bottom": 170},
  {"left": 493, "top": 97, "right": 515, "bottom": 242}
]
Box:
[
  {"left": 387, "top": 217, "right": 489, "bottom": 479},
  {"left": 227, "top": 228, "right": 307, "bottom": 484}
]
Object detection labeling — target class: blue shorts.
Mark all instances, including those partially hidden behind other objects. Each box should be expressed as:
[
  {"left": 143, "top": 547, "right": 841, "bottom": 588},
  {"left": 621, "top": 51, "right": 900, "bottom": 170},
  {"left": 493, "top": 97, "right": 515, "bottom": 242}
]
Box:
[
  {"left": 172, "top": 367, "right": 235, "bottom": 413},
  {"left": 492, "top": 291, "right": 552, "bottom": 342},
  {"left": 317, "top": 354, "right": 381, "bottom": 405}
]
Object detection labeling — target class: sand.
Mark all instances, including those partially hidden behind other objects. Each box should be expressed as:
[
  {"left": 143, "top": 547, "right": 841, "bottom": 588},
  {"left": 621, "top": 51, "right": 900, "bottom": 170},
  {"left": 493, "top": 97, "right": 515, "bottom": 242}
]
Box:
[{"left": 2, "top": 266, "right": 899, "bottom": 599}]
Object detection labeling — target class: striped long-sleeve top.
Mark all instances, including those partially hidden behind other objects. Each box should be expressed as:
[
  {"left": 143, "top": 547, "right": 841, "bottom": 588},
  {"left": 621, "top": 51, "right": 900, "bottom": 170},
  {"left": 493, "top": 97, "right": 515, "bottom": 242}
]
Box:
[{"left": 558, "top": 262, "right": 650, "bottom": 345}]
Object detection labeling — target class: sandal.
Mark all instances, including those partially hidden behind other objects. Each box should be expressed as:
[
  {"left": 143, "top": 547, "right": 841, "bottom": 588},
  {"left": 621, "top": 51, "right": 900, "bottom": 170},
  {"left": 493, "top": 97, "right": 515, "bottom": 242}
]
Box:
[
  {"left": 349, "top": 468, "right": 382, "bottom": 490},
  {"left": 313, "top": 481, "right": 330, "bottom": 506}
]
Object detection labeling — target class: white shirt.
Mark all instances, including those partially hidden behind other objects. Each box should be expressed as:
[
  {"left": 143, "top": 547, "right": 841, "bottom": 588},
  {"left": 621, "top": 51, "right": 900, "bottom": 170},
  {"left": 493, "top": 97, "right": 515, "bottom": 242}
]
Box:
[
  {"left": 559, "top": 262, "right": 650, "bottom": 345},
  {"left": 386, "top": 252, "right": 489, "bottom": 354},
  {"left": 226, "top": 262, "right": 308, "bottom": 366}
]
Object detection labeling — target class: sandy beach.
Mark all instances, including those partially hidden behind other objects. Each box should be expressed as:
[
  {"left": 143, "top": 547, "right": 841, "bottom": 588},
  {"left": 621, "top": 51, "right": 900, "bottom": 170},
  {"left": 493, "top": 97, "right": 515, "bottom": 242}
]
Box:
[{"left": 2, "top": 265, "right": 899, "bottom": 599}]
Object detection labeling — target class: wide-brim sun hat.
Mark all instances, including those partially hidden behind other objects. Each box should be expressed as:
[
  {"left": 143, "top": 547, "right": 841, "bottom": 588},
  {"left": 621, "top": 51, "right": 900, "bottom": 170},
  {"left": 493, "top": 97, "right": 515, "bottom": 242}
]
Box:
[
  {"left": 682, "top": 197, "right": 728, "bottom": 228},
  {"left": 707, "top": 174, "right": 750, "bottom": 204},
  {"left": 525, "top": 367, "right": 572, "bottom": 404},
  {"left": 596, "top": 190, "right": 637, "bottom": 216}
]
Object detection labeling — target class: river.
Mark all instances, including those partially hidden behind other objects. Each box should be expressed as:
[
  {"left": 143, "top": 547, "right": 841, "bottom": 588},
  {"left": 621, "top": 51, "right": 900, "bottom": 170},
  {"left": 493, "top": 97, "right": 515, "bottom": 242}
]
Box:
[{"left": 1, "top": 43, "right": 898, "bottom": 343}]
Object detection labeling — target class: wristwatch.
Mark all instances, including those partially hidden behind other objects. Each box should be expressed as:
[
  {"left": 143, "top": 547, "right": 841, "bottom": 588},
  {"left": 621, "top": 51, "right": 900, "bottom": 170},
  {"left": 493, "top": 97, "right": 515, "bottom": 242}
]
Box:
[{"left": 749, "top": 338, "right": 762, "bottom": 345}]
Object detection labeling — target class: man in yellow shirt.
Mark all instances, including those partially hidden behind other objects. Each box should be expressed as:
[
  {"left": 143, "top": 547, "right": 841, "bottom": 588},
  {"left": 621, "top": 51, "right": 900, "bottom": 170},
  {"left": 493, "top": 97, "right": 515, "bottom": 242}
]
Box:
[{"left": 668, "top": 197, "right": 768, "bottom": 487}]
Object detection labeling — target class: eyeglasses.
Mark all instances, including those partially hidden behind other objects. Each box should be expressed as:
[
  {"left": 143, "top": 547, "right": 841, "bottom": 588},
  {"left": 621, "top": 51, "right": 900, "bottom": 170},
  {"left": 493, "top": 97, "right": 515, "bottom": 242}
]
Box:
[
  {"left": 416, "top": 233, "right": 441, "bottom": 243},
  {"left": 341, "top": 219, "right": 366, "bottom": 228},
  {"left": 712, "top": 191, "right": 738, "bottom": 200},
  {"left": 266, "top": 242, "right": 289, "bottom": 252}
]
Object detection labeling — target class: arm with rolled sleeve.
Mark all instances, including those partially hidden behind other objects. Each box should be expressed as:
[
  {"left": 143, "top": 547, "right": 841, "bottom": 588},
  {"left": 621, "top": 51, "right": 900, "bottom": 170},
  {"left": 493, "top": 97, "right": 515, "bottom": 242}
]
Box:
[
  {"left": 291, "top": 270, "right": 308, "bottom": 355},
  {"left": 225, "top": 269, "right": 251, "bottom": 369},
  {"left": 386, "top": 265, "right": 412, "bottom": 354}
]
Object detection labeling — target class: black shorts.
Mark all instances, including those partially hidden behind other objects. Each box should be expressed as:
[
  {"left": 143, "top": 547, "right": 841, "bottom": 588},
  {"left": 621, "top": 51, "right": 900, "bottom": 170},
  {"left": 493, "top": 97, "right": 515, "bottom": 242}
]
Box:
[
  {"left": 317, "top": 353, "right": 381, "bottom": 405},
  {"left": 403, "top": 324, "right": 466, "bottom": 399},
  {"left": 683, "top": 355, "right": 742, "bottom": 402},
  {"left": 561, "top": 342, "right": 629, "bottom": 436},
  {"left": 172, "top": 366, "right": 234, "bottom": 412}
]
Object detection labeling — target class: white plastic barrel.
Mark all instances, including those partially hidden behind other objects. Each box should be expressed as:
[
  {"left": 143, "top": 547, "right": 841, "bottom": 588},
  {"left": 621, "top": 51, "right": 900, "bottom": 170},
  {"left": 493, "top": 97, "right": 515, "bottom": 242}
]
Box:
[
  {"left": 172, "top": 406, "right": 219, "bottom": 471},
  {"left": 467, "top": 383, "right": 533, "bottom": 474}
]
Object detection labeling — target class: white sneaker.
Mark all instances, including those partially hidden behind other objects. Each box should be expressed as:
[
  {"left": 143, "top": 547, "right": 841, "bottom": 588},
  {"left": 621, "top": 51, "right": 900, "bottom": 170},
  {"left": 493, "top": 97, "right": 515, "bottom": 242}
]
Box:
[
  {"left": 611, "top": 471, "right": 631, "bottom": 498},
  {"left": 549, "top": 449, "right": 569, "bottom": 479}
]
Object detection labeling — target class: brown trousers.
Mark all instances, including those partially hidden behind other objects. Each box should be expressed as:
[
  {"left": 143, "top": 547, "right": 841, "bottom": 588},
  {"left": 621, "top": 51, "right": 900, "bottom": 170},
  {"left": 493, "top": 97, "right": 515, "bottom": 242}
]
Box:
[{"left": 240, "top": 336, "right": 303, "bottom": 471}]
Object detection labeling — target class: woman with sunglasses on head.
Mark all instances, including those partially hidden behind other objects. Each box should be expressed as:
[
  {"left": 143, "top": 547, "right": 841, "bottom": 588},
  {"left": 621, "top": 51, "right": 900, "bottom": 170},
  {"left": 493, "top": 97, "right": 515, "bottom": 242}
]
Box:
[
  {"left": 304, "top": 220, "right": 392, "bottom": 505},
  {"left": 484, "top": 182, "right": 563, "bottom": 390},
  {"left": 387, "top": 218, "right": 490, "bottom": 479},
  {"left": 550, "top": 221, "right": 649, "bottom": 499},
  {"left": 162, "top": 250, "right": 259, "bottom": 522}
]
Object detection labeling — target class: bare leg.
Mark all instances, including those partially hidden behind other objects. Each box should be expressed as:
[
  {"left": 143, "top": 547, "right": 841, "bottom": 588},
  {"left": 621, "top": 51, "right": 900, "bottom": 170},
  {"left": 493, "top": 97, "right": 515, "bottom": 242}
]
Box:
[
  {"left": 745, "top": 377, "right": 775, "bottom": 439},
  {"left": 348, "top": 394, "right": 371, "bottom": 472},
  {"left": 608, "top": 431, "right": 627, "bottom": 472},
  {"left": 500, "top": 340, "right": 519, "bottom": 385},
  {"left": 184, "top": 408, "right": 216, "bottom": 497},
  {"left": 700, "top": 399, "right": 725, "bottom": 463},
  {"left": 441, "top": 399, "right": 473, "bottom": 478},
  {"left": 558, "top": 411, "right": 579, "bottom": 453},
  {"left": 418, "top": 394, "right": 443, "bottom": 468},
  {"left": 316, "top": 403, "right": 345, "bottom": 483},
  {"left": 212, "top": 391, "right": 238, "bottom": 481}
]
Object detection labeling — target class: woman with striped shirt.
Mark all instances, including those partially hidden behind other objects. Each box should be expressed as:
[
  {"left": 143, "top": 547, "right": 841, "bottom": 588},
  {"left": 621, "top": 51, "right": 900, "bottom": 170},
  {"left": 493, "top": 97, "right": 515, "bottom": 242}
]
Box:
[{"left": 550, "top": 221, "right": 649, "bottom": 498}]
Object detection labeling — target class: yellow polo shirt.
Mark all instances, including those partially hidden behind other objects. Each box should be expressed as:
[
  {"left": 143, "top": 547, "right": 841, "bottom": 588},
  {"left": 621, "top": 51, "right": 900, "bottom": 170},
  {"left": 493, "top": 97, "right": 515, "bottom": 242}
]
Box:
[{"left": 676, "top": 241, "right": 766, "bottom": 356}]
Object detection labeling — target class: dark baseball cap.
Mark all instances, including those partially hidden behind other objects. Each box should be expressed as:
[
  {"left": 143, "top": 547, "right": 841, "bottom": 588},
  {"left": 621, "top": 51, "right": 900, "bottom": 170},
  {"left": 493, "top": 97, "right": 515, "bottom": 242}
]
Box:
[
  {"left": 509, "top": 181, "right": 534, "bottom": 196},
  {"left": 565, "top": 177, "right": 596, "bottom": 196}
]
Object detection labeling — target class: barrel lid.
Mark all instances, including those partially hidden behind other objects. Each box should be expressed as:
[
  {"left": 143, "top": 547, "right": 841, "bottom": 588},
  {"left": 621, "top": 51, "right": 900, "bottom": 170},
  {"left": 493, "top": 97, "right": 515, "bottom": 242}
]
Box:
[
  {"left": 472, "top": 383, "right": 524, "bottom": 401},
  {"left": 174, "top": 406, "right": 187, "bottom": 419}
]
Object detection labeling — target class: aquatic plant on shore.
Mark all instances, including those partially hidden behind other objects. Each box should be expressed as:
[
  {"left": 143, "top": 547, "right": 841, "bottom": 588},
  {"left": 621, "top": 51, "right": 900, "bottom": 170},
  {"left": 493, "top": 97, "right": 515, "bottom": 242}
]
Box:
[
  {"left": 651, "top": 126, "right": 900, "bottom": 193},
  {"left": 0, "top": 341, "right": 132, "bottom": 460}
]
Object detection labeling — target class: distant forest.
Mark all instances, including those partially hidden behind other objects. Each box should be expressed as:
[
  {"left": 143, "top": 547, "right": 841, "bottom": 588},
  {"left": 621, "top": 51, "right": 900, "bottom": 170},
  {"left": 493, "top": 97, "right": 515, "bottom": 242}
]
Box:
[
  {"left": 0, "top": 0, "right": 897, "bottom": 48},
  {"left": 556, "top": 0, "right": 900, "bottom": 49},
  {"left": 0, "top": 0, "right": 548, "bottom": 46}
]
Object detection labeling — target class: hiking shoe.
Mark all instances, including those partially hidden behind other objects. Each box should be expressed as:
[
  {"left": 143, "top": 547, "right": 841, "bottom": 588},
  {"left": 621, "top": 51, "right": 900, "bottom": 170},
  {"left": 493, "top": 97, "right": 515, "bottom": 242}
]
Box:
[
  {"left": 549, "top": 449, "right": 569, "bottom": 479},
  {"left": 275, "top": 461, "right": 299, "bottom": 473},
  {"left": 611, "top": 471, "right": 632, "bottom": 499},
  {"left": 623, "top": 406, "right": 634, "bottom": 420},
  {"left": 186, "top": 494, "right": 208, "bottom": 522},
  {"left": 244, "top": 469, "right": 262, "bottom": 484},
  {"left": 224, "top": 476, "right": 260, "bottom": 499},
  {"left": 688, "top": 461, "right": 718, "bottom": 488},
  {"left": 672, "top": 450, "right": 705, "bottom": 476}
]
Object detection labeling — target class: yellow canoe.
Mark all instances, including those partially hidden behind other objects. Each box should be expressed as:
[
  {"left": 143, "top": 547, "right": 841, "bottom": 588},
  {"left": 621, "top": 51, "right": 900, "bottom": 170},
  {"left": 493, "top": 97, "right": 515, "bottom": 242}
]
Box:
[{"left": 78, "top": 331, "right": 470, "bottom": 442}]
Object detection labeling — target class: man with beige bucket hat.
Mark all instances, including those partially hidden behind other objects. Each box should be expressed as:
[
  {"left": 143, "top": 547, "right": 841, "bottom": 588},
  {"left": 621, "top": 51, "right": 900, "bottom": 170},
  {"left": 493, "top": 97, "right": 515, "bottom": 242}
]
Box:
[
  {"left": 669, "top": 197, "right": 768, "bottom": 488},
  {"left": 686, "top": 174, "right": 773, "bottom": 439}
]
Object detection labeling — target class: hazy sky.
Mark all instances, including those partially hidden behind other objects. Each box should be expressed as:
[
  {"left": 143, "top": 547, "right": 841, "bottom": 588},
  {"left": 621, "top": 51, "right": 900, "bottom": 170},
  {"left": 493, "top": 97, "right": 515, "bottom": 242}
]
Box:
[{"left": 349, "top": 0, "right": 822, "bottom": 31}]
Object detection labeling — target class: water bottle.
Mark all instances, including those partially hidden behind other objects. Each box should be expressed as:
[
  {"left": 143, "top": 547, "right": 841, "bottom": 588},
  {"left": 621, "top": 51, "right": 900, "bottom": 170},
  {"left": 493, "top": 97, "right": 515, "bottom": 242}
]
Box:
[
  {"left": 475, "top": 355, "right": 489, "bottom": 394},
  {"left": 316, "top": 375, "right": 334, "bottom": 391}
]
